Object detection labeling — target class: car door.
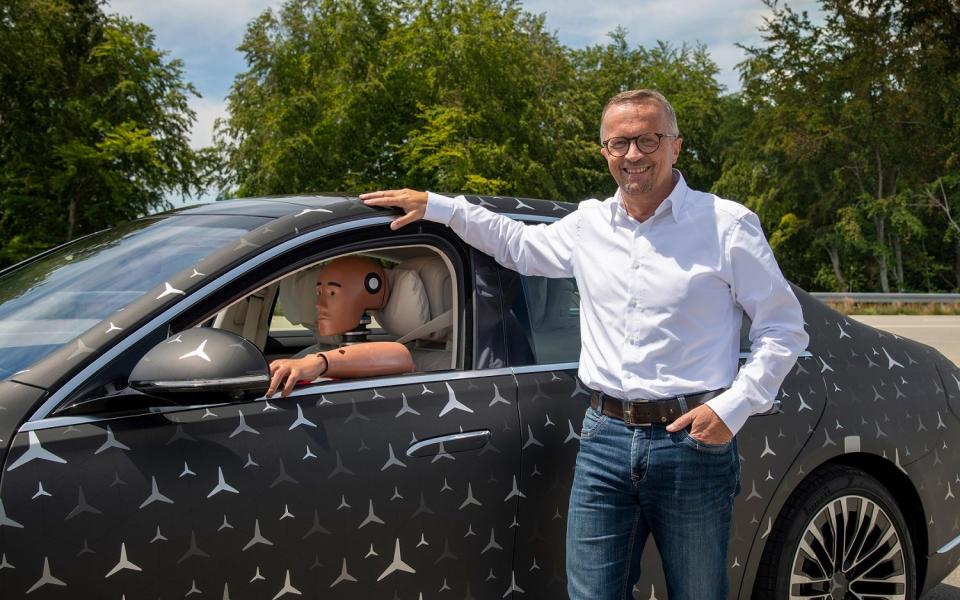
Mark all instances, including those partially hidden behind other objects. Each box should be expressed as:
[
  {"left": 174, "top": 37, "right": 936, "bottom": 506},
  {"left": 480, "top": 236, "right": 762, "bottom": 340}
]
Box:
[
  {"left": 0, "top": 230, "right": 523, "bottom": 599},
  {"left": 490, "top": 264, "right": 588, "bottom": 597}
]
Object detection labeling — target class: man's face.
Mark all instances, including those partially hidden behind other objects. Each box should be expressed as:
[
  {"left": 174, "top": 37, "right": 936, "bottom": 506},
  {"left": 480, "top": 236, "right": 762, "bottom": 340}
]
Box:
[{"left": 600, "top": 101, "right": 682, "bottom": 202}]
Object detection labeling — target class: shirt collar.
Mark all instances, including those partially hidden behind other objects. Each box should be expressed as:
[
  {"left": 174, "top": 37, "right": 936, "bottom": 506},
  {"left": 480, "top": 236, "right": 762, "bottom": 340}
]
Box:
[{"left": 612, "top": 169, "right": 688, "bottom": 226}]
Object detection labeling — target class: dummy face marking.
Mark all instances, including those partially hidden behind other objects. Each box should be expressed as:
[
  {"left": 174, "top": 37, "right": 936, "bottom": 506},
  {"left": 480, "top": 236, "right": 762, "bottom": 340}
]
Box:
[{"left": 314, "top": 256, "right": 388, "bottom": 336}]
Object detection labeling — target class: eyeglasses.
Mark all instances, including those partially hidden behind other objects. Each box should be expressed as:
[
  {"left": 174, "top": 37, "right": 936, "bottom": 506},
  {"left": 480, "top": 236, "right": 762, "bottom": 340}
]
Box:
[{"left": 601, "top": 133, "right": 678, "bottom": 157}]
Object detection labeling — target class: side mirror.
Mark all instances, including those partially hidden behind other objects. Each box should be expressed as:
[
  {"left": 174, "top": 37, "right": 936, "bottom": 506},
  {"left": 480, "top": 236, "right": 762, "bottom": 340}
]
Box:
[{"left": 129, "top": 328, "right": 269, "bottom": 403}]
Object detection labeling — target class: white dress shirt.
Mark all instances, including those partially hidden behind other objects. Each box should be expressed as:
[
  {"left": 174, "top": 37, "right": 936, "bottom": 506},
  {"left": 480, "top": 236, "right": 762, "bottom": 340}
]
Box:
[{"left": 424, "top": 170, "right": 809, "bottom": 436}]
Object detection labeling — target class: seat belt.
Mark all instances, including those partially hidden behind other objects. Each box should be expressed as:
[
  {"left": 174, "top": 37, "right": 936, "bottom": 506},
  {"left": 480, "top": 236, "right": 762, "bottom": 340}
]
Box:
[{"left": 241, "top": 291, "right": 266, "bottom": 345}]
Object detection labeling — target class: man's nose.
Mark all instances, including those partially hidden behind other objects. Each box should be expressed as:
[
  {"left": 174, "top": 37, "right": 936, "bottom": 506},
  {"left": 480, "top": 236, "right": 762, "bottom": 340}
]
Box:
[{"left": 625, "top": 139, "right": 645, "bottom": 160}]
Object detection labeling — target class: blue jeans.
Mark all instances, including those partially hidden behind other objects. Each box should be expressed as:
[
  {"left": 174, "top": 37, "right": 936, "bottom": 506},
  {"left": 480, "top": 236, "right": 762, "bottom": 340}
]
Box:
[{"left": 566, "top": 406, "right": 741, "bottom": 600}]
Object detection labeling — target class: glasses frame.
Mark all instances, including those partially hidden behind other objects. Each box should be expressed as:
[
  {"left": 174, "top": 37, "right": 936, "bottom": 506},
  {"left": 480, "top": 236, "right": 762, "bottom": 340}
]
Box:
[{"left": 601, "top": 133, "right": 679, "bottom": 157}]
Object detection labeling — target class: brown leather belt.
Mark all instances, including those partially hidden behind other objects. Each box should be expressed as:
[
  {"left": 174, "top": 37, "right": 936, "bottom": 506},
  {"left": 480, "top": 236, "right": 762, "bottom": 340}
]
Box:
[{"left": 588, "top": 388, "right": 727, "bottom": 426}]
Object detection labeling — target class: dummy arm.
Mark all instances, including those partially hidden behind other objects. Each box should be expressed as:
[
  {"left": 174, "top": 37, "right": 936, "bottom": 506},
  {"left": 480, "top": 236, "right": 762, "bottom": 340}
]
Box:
[{"left": 267, "top": 342, "right": 414, "bottom": 397}]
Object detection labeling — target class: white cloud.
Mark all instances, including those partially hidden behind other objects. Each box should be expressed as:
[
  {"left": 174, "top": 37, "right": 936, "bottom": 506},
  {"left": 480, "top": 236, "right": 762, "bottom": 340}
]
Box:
[
  {"left": 106, "top": 0, "right": 284, "bottom": 44},
  {"left": 105, "top": 0, "right": 283, "bottom": 99},
  {"left": 105, "top": 0, "right": 281, "bottom": 151},
  {"left": 189, "top": 97, "right": 229, "bottom": 150}
]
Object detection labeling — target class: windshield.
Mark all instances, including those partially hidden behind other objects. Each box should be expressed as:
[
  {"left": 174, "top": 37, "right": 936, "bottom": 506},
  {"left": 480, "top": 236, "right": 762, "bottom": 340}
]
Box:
[{"left": 0, "top": 214, "right": 268, "bottom": 379}]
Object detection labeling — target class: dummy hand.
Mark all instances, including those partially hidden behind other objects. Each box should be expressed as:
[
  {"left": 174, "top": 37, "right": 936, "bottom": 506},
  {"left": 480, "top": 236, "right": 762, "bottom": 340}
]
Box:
[
  {"left": 266, "top": 354, "right": 327, "bottom": 398},
  {"left": 359, "top": 189, "right": 428, "bottom": 230},
  {"left": 665, "top": 404, "right": 733, "bottom": 445}
]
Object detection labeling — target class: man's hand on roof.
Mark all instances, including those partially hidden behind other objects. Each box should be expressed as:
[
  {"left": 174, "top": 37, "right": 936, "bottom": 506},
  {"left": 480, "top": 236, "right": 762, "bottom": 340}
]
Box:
[{"left": 360, "top": 189, "right": 428, "bottom": 230}]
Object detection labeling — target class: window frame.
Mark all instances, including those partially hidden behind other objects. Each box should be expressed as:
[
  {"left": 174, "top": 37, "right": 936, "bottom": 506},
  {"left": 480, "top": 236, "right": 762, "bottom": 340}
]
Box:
[{"left": 27, "top": 220, "right": 473, "bottom": 424}]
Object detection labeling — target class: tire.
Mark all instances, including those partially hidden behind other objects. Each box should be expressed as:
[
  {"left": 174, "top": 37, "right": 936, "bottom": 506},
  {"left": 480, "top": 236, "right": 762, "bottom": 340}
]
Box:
[{"left": 752, "top": 464, "right": 916, "bottom": 600}]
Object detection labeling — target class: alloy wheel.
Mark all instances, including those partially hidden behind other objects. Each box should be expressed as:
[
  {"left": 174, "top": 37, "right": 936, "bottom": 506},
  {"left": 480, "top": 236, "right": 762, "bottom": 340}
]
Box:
[{"left": 789, "top": 494, "right": 907, "bottom": 600}]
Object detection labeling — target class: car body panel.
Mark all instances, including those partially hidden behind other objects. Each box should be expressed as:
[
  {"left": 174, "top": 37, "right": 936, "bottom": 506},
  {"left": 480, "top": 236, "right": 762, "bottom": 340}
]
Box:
[
  {"left": 0, "top": 371, "right": 522, "bottom": 598},
  {"left": 0, "top": 380, "right": 46, "bottom": 472},
  {"left": 942, "top": 360, "right": 960, "bottom": 422},
  {"left": 512, "top": 367, "right": 589, "bottom": 595},
  {"left": 735, "top": 292, "right": 959, "bottom": 598}
]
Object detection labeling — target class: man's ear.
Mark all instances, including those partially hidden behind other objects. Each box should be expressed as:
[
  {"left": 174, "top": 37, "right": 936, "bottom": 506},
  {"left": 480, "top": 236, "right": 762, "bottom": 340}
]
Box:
[{"left": 670, "top": 136, "right": 683, "bottom": 165}]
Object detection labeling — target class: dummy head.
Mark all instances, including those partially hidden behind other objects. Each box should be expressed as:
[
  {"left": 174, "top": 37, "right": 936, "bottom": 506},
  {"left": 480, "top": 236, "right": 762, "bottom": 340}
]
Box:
[{"left": 315, "top": 256, "right": 389, "bottom": 336}]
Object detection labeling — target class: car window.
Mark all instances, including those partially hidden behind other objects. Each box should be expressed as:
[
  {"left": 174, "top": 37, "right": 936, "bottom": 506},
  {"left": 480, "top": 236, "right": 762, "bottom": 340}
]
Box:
[
  {"left": 740, "top": 315, "right": 752, "bottom": 353},
  {"left": 55, "top": 237, "right": 462, "bottom": 416},
  {"left": 0, "top": 214, "right": 267, "bottom": 380},
  {"left": 216, "top": 245, "right": 458, "bottom": 375},
  {"left": 508, "top": 274, "right": 581, "bottom": 365}
]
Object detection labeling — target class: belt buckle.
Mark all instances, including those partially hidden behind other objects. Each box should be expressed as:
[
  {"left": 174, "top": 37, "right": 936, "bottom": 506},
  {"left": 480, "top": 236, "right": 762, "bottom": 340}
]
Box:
[{"left": 622, "top": 400, "right": 650, "bottom": 427}]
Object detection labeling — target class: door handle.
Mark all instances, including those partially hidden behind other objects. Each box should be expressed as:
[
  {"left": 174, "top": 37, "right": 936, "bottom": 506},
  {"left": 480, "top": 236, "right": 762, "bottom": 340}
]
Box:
[{"left": 406, "top": 429, "right": 492, "bottom": 458}]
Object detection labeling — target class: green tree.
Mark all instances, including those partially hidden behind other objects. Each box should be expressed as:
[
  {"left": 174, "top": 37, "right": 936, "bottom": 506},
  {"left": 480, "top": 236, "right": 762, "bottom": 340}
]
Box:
[
  {"left": 0, "top": 0, "right": 209, "bottom": 267},
  {"left": 720, "top": 0, "right": 959, "bottom": 292},
  {"left": 218, "top": 0, "right": 597, "bottom": 200},
  {"left": 216, "top": 1, "right": 726, "bottom": 204}
]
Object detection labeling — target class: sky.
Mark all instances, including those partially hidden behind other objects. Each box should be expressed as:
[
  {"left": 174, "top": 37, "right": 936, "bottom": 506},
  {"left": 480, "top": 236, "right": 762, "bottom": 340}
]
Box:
[{"left": 105, "top": 0, "right": 822, "bottom": 205}]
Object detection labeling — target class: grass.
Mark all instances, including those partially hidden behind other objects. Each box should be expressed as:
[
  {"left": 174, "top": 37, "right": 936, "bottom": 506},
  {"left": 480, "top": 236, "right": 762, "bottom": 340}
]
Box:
[{"left": 823, "top": 301, "right": 960, "bottom": 316}]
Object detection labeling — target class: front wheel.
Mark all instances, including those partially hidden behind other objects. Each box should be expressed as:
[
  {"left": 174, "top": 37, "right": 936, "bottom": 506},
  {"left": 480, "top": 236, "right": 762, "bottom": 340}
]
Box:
[{"left": 753, "top": 464, "right": 916, "bottom": 600}]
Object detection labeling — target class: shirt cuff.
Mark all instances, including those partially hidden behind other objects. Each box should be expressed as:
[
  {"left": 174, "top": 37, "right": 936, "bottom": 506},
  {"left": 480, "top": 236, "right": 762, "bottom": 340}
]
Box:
[
  {"left": 424, "top": 191, "right": 457, "bottom": 225},
  {"left": 705, "top": 390, "right": 752, "bottom": 437}
]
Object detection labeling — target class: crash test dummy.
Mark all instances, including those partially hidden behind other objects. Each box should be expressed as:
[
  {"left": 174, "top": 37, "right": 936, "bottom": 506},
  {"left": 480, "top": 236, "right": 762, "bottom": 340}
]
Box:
[{"left": 266, "top": 255, "right": 415, "bottom": 397}]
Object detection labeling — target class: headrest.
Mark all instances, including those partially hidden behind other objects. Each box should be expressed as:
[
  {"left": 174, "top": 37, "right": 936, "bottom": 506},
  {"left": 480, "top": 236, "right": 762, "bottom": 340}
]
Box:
[
  {"left": 376, "top": 268, "right": 430, "bottom": 337},
  {"left": 390, "top": 256, "right": 452, "bottom": 342},
  {"left": 277, "top": 267, "right": 319, "bottom": 328}
]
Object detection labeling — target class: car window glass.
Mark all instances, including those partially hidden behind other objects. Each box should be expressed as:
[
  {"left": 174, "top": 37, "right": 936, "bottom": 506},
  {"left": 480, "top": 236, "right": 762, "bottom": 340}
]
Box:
[
  {"left": 740, "top": 315, "right": 752, "bottom": 353},
  {"left": 510, "top": 275, "right": 581, "bottom": 365},
  {"left": 0, "top": 215, "right": 267, "bottom": 380}
]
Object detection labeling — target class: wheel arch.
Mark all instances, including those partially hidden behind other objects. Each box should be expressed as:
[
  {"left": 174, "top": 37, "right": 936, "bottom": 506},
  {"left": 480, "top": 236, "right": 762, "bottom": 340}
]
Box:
[
  {"left": 821, "top": 453, "right": 929, "bottom": 594},
  {"left": 743, "top": 452, "right": 928, "bottom": 599}
]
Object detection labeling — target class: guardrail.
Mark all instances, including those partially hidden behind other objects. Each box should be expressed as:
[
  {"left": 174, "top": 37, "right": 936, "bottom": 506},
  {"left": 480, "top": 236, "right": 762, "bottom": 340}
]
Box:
[{"left": 810, "top": 292, "right": 960, "bottom": 303}]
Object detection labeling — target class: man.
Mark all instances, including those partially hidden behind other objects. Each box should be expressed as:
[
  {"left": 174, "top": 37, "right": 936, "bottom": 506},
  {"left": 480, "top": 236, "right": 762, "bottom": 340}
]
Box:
[{"left": 361, "top": 89, "right": 808, "bottom": 600}]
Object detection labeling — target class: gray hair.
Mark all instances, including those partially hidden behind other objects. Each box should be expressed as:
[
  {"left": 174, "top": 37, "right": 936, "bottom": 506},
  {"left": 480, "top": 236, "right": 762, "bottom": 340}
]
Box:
[{"left": 599, "top": 89, "right": 680, "bottom": 142}]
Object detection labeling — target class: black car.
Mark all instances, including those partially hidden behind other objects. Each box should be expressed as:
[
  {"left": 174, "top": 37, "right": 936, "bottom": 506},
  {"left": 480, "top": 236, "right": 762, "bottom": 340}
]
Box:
[{"left": 0, "top": 195, "right": 958, "bottom": 599}]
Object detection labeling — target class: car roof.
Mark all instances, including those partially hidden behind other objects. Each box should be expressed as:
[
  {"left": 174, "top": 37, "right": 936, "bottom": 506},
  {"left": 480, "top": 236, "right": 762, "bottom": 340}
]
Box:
[{"left": 166, "top": 194, "right": 578, "bottom": 220}]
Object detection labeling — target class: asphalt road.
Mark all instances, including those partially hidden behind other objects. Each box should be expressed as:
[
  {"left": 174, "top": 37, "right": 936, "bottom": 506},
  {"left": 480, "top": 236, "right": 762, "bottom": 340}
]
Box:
[
  {"left": 849, "top": 315, "right": 960, "bottom": 599},
  {"left": 851, "top": 315, "right": 960, "bottom": 366}
]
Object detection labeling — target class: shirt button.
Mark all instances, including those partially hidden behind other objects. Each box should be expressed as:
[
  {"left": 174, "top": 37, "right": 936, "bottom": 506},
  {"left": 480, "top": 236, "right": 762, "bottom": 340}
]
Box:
[
  {"left": 628, "top": 299, "right": 637, "bottom": 308},
  {"left": 631, "top": 262, "right": 640, "bottom": 270}
]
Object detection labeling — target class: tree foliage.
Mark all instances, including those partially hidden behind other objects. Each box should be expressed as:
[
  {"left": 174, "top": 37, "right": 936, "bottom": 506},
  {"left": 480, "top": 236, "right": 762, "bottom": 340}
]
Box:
[
  {"left": 216, "top": 0, "right": 725, "bottom": 203},
  {"left": 0, "top": 0, "right": 210, "bottom": 267},
  {"left": 719, "top": 0, "right": 960, "bottom": 292}
]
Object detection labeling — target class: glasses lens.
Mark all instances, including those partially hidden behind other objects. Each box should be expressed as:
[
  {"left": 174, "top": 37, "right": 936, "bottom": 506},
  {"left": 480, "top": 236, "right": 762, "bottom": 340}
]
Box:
[
  {"left": 607, "top": 138, "right": 630, "bottom": 156},
  {"left": 637, "top": 135, "right": 661, "bottom": 153}
]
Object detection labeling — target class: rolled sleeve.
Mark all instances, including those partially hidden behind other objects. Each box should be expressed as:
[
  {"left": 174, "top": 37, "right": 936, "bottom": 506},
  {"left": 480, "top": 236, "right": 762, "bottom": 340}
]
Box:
[{"left": 708, "top": 212, "right": 809, "bottom": 436}]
